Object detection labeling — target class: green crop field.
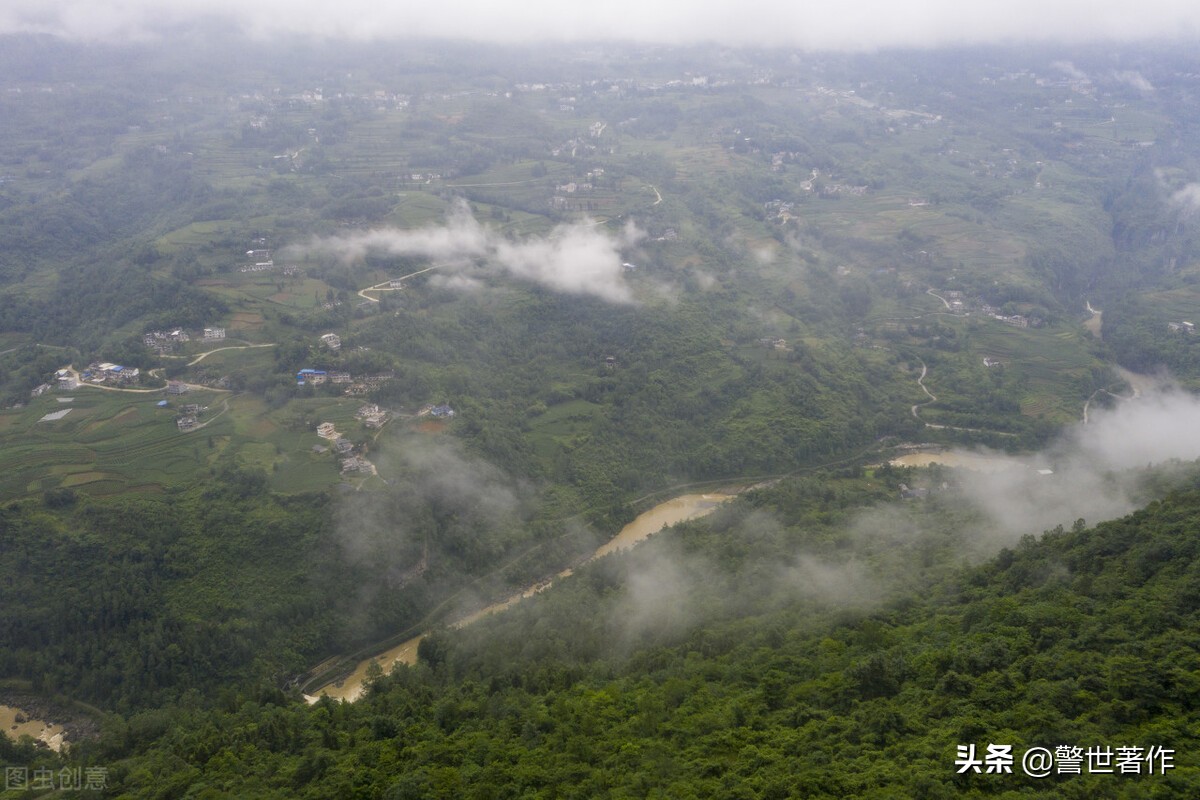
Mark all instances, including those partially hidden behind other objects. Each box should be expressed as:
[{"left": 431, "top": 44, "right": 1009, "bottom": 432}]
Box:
[{"left": 0, "top": 385, "right": 389, "bottom": 498}]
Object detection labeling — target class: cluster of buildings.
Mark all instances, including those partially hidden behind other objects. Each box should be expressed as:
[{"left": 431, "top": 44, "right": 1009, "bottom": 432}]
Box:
[
  {"left": 239, "top": 261, "right": 300, "bottom": 275},
  {"left": 932, "top": 292, "right": 1040, "bottom": 329},
  {"left": 314, "top": 420, "right": 376, "bottom": 475},
  {"left": 175, "top": 403, "right": 205, "bottom": 431},
  {"left": 296, "top": 368, "right": 394, "bottom": 396},
  {"left": 1167, "top": 321, "right": 1195, "bottom": 334},
  {"left": 417, "top": 403, "right": 456, "bottom": 419},
  {"left": 319, "top": 333, "right": 341, "bottom": 351},
  {"left": 991, "top": 312, "right": 1031, "bottom": 328},
  {"left": 143, "top": 328, "right": 190, "bottom": 354},
  {"left": 81, "top": 362, "right": 140, "bottom": 385},
  {"left": 144, "top": 326, "right": 224, "bottom": 354}
]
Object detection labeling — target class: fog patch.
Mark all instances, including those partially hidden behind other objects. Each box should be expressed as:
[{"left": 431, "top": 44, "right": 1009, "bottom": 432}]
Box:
[
  {"left": 1112, "top": 69, "right": 1155, "bottom": 93},
  {"left": 1170, "top": 183, "right": 1200, "bottom": 215},
  {"left": 332, "top": 436, "right": 532, "bottom": 637},
  {"left": 9, "top": 0, "right": 1200, "bottom": 49},
  {"left": 606, "top": 384, "right": 1200, "bottom": 646},
  {"left": 899, "top": 384, "right": 1200, "bottom": 556},
  {"left": 752, "top": 244, "right": 778, "bottom": 265},
  {"left": 428, "top": 273, "right": 487, "bottom": 293},
  {"left": 1051, "top": 60, "right": 1088, "bottom": 80}
]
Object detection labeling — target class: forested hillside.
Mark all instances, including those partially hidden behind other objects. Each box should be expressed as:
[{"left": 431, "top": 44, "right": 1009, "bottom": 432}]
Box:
[{"left": 37, "top": 472, "right": 1194, "bottom": 798}]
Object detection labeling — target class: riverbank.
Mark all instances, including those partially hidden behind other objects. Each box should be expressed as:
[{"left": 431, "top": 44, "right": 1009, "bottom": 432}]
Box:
[{"left": 0, "top": 688, "right": 102, "bottom": 753}]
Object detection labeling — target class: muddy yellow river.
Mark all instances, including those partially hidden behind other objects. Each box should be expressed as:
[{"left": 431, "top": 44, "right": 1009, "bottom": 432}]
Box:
[
  {"left": 1, "top": 705, "right": 67, "bottom": 752},
  {"left": 308, "top": 492, "right": 734, "bottom": 703}
]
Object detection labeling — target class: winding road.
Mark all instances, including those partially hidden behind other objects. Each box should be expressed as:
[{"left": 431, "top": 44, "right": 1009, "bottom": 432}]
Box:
[
  {"left": 911, "top": 358, "right": 937, "bottom": 419},
  {"left": 358, "top": 263, "right": 451, "bottom": 302},
  {"left": 186, "top": 342, "right": 276, "bottom": 366},
  {"left": 926, "top": 288, "right": 951, "bottom": 309},
  {"left": 909, "top": 357, "right": 1017, "bottom": 437}
]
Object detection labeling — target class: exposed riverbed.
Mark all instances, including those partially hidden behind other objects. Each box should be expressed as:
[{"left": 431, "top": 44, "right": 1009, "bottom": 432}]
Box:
[
  {"left": 889, "top": 451, "right": 1023, "bottom": 472},
  {"left": 308, "top": 492, "right": 734, "bottom": 703}
]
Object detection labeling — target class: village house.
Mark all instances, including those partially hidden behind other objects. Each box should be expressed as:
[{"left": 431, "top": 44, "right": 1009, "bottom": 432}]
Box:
[
  {"left": 362, "top": 373, "right": 394, "bottom": 389},
  {"left": 340, "top": 455, "right": 374, "bottom": 474},
  {"left": 993, "top": 313, "right": 1029, "bottom": 328},
  {"left": 296, "top": 369, "right": 327, "bottom": 385},
  {"left": 319, "top": 333, "right": 342, "bottom": 351},
  {"left": 328, "top": 372, "right": 352, "bottom": 384},
  {"left": 176, "top": 415, "right": 198, "bottom": 432},
  {"left": 166, "top": 381, "right": 189, "bottom": 395},
  {"left": 203, "top": 327, "right": 226, "bottom": 340},
  {"left": 90, "top": 363, "right": 139, "bottom": 384},
  {"left": 316, "top": 422, "right": 337, "bottom": 439},
  {"left": 356, "top": 404, "right": 389, "bottom": 428},
  {"left": 334, "top": 438, "right": 354, "bottom": 455},
  {"left": 430, "top": 404, "right": 456, "bottom": 419},
  {"left": 145, "top": 328, "right": 191, "bottom": 352}
]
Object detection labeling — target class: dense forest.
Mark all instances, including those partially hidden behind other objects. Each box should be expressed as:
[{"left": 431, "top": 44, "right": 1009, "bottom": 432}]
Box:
[{"left": 5, "top": 468, "right": 1194, "bottom": 797}]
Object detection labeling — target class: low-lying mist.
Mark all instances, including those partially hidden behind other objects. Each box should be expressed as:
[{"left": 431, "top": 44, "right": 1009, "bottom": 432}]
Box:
[
  {"left": 289, "top": 202, "right": 643, "bottom": 303},
  {"left": 585, "top": 383, "right": 1200, "bottom": 653},
  {"left": 331, "top": 436, "right": 536, "bottom": 641},
  {"left": 340, "top": 382, "right": 1200, "bottom": 668}
]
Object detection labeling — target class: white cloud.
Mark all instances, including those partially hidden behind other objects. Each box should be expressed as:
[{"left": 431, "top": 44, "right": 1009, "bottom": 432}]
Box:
[
  {"left": 294, "top": 202, "right": 640, "bottom": 303},
  {"left": 1171, "top": 183, "right": 1200, "bottom": 214},
  {"left": 1112, "top": 70, "right": 1156, "bottom": 93},
  {"left": 912, "top": 384, "right": 1200, "bottom": 549}
]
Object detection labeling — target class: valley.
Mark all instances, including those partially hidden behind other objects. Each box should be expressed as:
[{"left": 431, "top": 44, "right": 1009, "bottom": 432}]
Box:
[{"left": 1, "top": 30, "right": 1199, "bottom": 796}]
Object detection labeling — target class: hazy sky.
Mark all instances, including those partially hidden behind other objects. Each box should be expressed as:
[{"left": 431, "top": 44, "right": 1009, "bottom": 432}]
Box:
[{"left": 3, "top": 0, "right": 1200, "bottom": 49}]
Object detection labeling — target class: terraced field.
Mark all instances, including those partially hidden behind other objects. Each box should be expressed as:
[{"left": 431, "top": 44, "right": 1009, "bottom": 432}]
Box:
[
  {"left": 0, "top": 387, "right": 382, "bottom": 498},
  {"left": 971, "top": 319, "right": 1102, "bottom": 421}
]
